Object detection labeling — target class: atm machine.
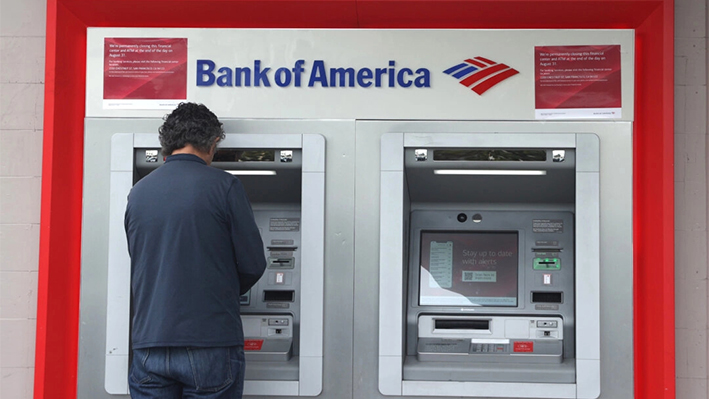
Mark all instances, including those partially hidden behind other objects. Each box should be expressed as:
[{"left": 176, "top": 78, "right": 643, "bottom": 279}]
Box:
[
  {"left": 79, "top": 126, "right": 325, "bottom": 397},
  {"left": 378, "top": 132, "right": 602, "bottom": 398}
]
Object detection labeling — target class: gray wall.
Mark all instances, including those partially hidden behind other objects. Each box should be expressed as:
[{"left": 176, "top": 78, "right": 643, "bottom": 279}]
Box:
[
  {"left": 674, "top": 0, "right": 709, "bottom": 397},
  {"left": 0, "top": 0, "right": 45, "bottom": 397},
  {"left": 0, "top": 0, "right": 707, "bottom": 398}
]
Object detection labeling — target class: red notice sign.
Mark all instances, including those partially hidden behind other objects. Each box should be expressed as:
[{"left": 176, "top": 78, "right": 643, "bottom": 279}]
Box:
[
  {"left": 104, "top": 38, "right": 187, "bottom": 103},
  {"left": 513, "top": 341, "right": 534, "bottom": 353},
  {"left": 535, "top": 45, "right": 621, "bottom": 119},
  {"left": 244, "top": 339, "right": 264, "bottom": 351}
]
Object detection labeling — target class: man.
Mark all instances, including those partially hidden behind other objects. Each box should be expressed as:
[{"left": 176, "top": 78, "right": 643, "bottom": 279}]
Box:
[{"left": 124, "top": 102, "right": 267, "bottom": 398}]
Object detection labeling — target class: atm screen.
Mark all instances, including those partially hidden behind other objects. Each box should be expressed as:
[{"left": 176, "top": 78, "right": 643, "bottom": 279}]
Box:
[{"left": 419, "top": 231, "right": 518, "bottom": 307}]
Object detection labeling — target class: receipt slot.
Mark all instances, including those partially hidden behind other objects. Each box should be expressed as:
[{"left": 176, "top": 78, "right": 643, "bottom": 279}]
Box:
[
  {"left": 378, "top": 133, "right": 601, "bottom": 398},
  {"left": 102, "top": 132, "right": 324, "bottom": 396}
]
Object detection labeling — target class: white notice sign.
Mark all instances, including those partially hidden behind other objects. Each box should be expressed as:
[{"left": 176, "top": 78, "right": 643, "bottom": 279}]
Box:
[{"left": 429, "top": 241, "right": 453, "bottom": 288}]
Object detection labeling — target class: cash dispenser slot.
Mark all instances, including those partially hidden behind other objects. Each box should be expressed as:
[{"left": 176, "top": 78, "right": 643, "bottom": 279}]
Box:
[
  {"left": 531, "top": 292, "right": 563, "bottom": 303},
  {"left": 435, "top": 319, "right": 490, "bottom": 330},
  {"left": 264, "top": 290, "right": 295, "bottom": 302}
]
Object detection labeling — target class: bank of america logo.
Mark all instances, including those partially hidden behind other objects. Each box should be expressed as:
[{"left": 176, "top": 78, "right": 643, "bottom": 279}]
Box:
[{"left": 444, "top": 57, "right": 519, "bottom": 95}]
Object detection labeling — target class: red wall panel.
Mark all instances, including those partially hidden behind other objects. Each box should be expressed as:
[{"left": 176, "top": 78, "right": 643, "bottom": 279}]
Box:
[{"left": 36, "top": 1, "right": 674, "bottom": 398}]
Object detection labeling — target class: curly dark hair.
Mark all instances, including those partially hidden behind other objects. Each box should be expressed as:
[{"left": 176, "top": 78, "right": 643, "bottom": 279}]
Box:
[{"left": 159, "top": 102, "right": 225, "bottom": 156}]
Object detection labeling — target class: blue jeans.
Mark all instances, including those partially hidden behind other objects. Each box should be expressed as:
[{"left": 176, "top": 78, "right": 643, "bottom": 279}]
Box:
[{"left": 129, "top": 346, "right": 245, "bottom": 399}]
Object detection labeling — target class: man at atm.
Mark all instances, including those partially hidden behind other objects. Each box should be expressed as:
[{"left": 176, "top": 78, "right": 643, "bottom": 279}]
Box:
[{"left": 124, "top": 103, "right": 267, "bottom": 399}]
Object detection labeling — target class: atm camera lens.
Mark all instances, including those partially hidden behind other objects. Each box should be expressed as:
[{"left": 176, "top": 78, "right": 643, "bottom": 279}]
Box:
[{"left": 457, "top": 213, "right": 467, "bottom": 223}]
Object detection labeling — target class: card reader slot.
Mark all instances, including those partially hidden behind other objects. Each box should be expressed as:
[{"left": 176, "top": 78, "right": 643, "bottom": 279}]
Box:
[
  {"left": 268, "top": 257, "right": 294, "bottom": 269},
  {"left": 435, "top": 319, "right": 490, "bottom": 330},
  {"left": 532, "top": 248, "right": 563, "bottom": 252},
  {"left": 263, "top": 290, "right": 295, "bottom": 302}
]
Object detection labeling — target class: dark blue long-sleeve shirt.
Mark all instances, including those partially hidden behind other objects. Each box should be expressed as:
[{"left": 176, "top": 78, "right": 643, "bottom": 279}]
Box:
[{"left": 124, "top": 153, "right": 266, "bottom": 349}]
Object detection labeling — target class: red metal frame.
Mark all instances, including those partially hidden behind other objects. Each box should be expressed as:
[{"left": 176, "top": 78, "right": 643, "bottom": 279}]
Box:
[{"left": 36, "top": 1, "right": 675, "bottom": 398}]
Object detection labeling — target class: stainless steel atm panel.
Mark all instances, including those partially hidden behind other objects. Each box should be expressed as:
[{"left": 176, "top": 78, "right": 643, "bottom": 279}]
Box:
[
  {"left": 241, "top": 209, "right": 302, "bottom": 380},
  {"left": 378, "top": 133, "right": 600, "bottom": 398},
  {"left": 104, "top": 133, "right": 325, "bottom": 396},
  {"left": 405, "top": 210, "right": 575, "bottom": 383}
]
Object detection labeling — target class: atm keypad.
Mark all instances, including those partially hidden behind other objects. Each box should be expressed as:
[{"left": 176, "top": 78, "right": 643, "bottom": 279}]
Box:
[{"left": 470, "top": 343, "right": 508, "bottom": 353}]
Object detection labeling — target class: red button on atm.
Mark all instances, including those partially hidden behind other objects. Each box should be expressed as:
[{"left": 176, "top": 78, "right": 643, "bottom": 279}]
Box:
[
  {"left": 244, "top": 339, "right": 264, "bottom": 351},
  {"left": 513, "top": 341, "right": 534, "bottom": 353}
]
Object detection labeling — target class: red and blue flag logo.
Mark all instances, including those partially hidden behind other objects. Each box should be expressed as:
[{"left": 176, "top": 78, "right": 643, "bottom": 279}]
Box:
[{"left": 443, "top": 57, "right": 519, "bottom": 95}]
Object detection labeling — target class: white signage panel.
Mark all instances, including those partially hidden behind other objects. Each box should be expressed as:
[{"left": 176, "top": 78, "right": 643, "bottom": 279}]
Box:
[{"left": 86, "top": 29, "right": 634, "bottom": 120}]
